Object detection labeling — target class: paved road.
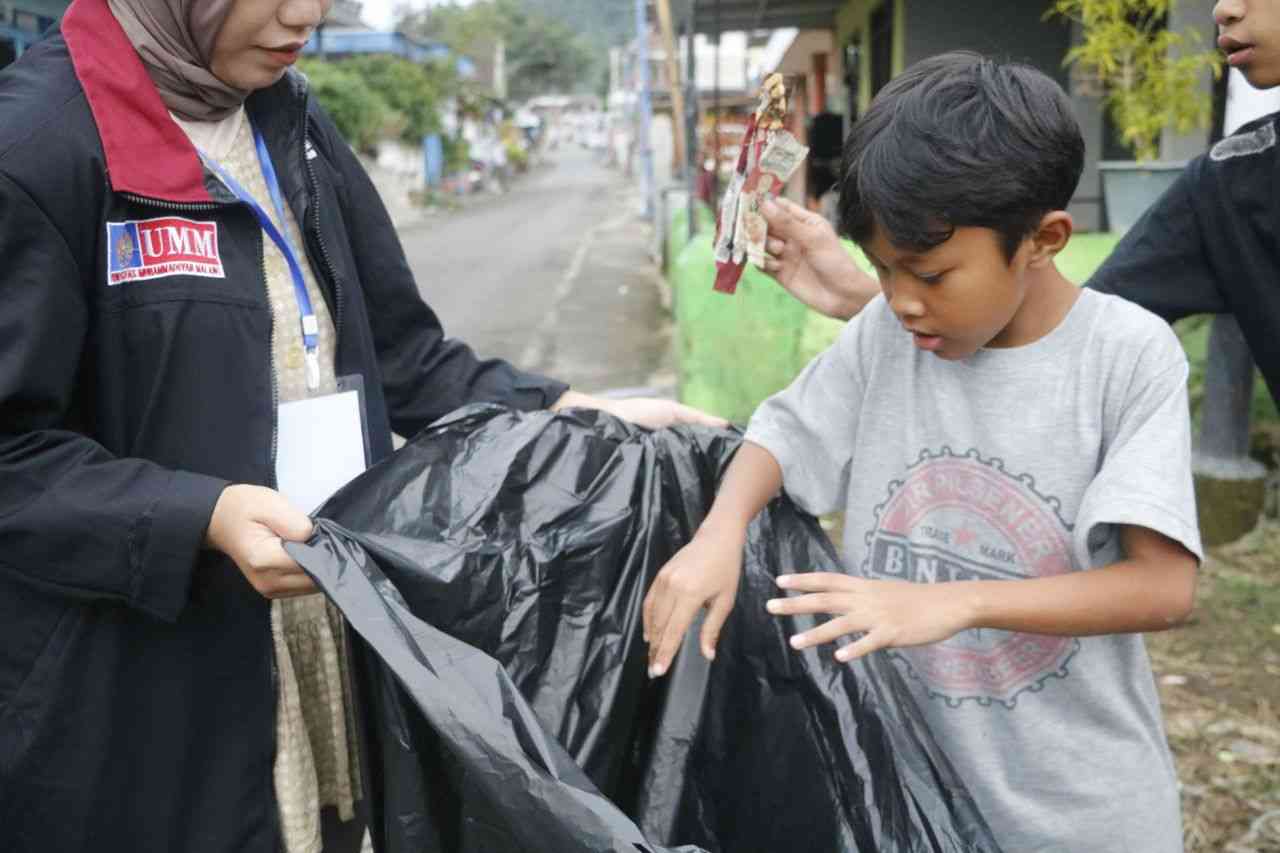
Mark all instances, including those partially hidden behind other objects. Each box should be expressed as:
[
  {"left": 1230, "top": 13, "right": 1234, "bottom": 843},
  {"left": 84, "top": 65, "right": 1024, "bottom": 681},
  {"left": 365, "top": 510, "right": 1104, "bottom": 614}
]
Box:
[{"left": 394, "top": 147, "right": 674, "bottom": 396}]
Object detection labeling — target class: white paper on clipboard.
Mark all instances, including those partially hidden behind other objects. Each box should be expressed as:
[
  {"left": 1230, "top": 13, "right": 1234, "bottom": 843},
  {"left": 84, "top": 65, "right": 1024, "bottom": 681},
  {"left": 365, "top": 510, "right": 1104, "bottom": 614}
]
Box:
[{"left": 275, "top": 384, "right": 368, "bottom": 514}]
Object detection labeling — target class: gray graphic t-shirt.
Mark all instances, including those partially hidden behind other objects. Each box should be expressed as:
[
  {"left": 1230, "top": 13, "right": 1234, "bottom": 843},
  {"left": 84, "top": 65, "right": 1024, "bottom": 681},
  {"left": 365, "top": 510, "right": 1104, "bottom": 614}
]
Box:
[{"left": 746, "top": 289, "right": 1202, "bottom": 852}]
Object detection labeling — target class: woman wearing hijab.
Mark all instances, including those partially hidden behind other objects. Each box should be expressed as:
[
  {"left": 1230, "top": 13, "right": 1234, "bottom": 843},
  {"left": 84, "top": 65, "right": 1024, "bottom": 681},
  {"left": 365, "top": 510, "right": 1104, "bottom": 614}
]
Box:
[{"left": 0, "top": 2, "right": 722, "bottom": 851}]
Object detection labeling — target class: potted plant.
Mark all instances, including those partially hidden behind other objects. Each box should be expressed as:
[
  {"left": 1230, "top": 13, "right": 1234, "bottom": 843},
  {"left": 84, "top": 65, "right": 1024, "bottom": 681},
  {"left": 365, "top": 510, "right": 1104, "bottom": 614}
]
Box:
[{"left": 1050, "top": 0, "right": 1222, "bottom": 231}]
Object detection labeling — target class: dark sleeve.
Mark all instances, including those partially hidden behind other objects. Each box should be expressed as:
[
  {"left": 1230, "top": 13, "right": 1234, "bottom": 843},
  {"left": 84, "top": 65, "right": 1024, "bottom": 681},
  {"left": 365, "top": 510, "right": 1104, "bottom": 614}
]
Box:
[
  {"left": 312, "top": 109, "right": 568, "bottom": 436},
  {"left": 0, "top": 172, "right": 227, "bottom": 621},
  {"left": 1085, "top": 159, "right": 1228, "bottom": 320}
]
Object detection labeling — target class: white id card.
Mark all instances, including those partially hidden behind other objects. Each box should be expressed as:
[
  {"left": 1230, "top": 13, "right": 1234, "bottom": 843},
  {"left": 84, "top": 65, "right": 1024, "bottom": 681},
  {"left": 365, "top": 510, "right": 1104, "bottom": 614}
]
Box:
[{"left": 275, "top": 375, "right": 370, "bottom": 514}]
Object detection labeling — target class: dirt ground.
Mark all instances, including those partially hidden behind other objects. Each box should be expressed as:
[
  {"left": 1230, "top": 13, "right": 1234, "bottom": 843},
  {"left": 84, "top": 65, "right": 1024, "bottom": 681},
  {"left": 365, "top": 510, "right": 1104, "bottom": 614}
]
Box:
[{"left": 1150, "top": 520, "right": 1280, "bottom": 852}]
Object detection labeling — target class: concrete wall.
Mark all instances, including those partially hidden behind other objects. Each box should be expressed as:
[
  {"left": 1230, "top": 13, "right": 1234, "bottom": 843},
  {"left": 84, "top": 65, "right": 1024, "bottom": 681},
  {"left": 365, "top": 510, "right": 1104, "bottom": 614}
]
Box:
[
  {"left": 903, "top": 0, "right": 1071, "bottom": 86},
  {"left": 1069, "top": 96, "right": 1107, "bottom": 229},
  {"left": 895, "top": 0, "right": 1103, "bottom": 229},
  {"left": 651, "top": 112, "right": 676, "bottom": 186},
  {"left": 1062, "top": 18, "right": 1106, "bottom": 232},
  {"left": 1161, "top": 0, "right": 1218, "bottom": 162}
]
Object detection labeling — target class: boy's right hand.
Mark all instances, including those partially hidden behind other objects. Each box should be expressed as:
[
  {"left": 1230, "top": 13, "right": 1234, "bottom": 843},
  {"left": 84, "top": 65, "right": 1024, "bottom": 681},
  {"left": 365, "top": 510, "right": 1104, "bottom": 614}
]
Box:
[
  {"left": 205, "top": 484, "right": 318, "bottom": 599},
  {"left": 643, "top": 523, "right": 747, "bottom": 677}
]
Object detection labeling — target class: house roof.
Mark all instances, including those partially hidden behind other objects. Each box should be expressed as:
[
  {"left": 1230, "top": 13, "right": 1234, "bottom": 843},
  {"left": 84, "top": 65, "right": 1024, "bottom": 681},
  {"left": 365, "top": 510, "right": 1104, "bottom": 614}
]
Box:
[{"left": 302, "top": 29, "right": 457, "bottom": 66}]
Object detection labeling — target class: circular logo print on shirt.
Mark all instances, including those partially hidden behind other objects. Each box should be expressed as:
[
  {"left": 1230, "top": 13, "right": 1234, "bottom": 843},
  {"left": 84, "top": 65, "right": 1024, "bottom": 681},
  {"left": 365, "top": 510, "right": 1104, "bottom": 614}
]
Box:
[{"left": 861, "top": 447, "right": 1080, "bottom": 709}]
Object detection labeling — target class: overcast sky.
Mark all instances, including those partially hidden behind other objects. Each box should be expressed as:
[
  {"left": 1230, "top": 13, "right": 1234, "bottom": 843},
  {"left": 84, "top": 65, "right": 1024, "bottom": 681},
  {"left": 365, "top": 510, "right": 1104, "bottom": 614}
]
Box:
[
  {"left": 359, "top": 0, "right": 470, "bottom": 30},
  {"left": 359, "top": 0, "right": 409, "bottom": 30}
]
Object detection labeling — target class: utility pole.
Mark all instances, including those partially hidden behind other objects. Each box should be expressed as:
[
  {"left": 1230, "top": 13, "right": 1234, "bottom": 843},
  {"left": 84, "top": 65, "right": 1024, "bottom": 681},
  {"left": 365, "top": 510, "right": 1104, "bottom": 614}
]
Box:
[
  {"left": 1193, "top": 67, "right": 1280, "bottom": 544},
  {"left": 711, "top": 0, "right": 721, "bottom": 204},
  {"left": 655, "top": 0, "right": 686, "bottom": 174},
  {"left": 494, "top": 38, "right": 507, "bottom": 102},
  {"left": 685, "top": 0, "right": 699, "bottom": 242},
  {"left": 634, "top": 0, "right": 655, "bottom": 220}
]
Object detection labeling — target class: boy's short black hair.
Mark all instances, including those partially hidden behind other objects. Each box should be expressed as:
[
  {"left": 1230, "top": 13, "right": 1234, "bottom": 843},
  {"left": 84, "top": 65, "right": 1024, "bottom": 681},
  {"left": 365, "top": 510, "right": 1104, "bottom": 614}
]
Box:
[{"left": 837, "top": 51, "right": 1084, "bottom": 260}]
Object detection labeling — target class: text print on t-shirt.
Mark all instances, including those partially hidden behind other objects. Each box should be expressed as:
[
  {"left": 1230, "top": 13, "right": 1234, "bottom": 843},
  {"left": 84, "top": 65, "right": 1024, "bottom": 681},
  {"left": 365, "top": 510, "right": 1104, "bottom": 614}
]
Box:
[{"left": 861, "top": 447, "right": 1080, "bottom": 709}]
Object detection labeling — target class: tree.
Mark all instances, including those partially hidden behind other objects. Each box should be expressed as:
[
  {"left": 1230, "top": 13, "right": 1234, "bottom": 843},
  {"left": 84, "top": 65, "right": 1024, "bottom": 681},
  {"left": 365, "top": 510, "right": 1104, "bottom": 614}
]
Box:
[
  {"left": 522, "top": 0, "right": 635, "bottom": 51},
  {"left": 501, "top": 5, "right": 599, "bottom": 100},
  {"left": 1051, "top": 0, "right": 1222, "bottom": 161},
  {"left": 399, "top": 0, "right": 603, "bottom": 101}
]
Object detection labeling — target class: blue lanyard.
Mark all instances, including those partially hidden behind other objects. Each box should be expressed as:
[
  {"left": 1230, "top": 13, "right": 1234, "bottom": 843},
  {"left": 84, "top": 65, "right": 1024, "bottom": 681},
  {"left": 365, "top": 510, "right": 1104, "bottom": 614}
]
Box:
[{"left": 199, "top": 123, "right": 321, "bottom": 390}]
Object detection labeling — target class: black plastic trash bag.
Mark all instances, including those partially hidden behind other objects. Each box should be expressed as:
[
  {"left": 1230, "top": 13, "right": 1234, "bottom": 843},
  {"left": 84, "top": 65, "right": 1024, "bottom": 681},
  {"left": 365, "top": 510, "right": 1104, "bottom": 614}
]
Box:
[{"left": 288, "top": 405, "right": 1001, "bottom": 853}]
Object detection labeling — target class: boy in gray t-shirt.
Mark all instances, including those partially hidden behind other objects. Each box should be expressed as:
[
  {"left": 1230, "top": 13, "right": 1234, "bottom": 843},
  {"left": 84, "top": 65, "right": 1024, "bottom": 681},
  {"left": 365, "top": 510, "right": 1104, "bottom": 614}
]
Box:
[{"left": 642, "top": 52, "right": 1202, "bottom": 851}]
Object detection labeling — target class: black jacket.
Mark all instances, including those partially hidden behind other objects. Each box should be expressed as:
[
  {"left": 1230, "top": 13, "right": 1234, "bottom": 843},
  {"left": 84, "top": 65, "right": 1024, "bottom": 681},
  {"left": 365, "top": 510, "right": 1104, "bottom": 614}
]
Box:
[
  {"left": 0, "top": 1, "right": 565, "bottom": 850},
  {"left": 1088, "top": 113, "right": 1280, "bottom": 402}
]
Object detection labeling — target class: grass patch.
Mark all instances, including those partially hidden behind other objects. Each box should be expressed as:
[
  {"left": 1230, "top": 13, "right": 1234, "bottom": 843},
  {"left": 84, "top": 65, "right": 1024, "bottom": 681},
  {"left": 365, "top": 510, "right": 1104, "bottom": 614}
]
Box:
[
  {"left": 1147, "top": 526, "right": 1280, "bottom": 851},
  {"left": 1057, "top": 232, "right": 1121, "bottom": 285}
]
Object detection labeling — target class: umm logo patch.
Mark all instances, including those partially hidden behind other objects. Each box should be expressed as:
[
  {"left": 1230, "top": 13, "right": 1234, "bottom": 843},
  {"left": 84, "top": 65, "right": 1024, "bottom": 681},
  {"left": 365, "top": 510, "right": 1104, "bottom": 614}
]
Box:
[{"left": 107, "top": 217, "right": 225, "bottom": 285}]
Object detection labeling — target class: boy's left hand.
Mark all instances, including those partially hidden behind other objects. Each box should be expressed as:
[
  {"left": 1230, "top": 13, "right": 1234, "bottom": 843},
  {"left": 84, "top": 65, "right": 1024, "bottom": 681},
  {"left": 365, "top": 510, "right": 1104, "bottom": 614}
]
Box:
[{"left": 767, "top": 573, "right": 976, "bottom": 662}]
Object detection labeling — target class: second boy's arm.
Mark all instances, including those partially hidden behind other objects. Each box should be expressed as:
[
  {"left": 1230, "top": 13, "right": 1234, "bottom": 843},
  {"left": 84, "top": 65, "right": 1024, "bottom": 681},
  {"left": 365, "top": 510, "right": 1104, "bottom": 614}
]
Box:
[
  {"left": 643, "top": 298, "right": 870, "bottom": 677},
  {"left": 769, "top": 525, "right": 1197, "bottom": 662},
  {"left": 1085, "top": 161, "right": 1227, "bottom": 321}
]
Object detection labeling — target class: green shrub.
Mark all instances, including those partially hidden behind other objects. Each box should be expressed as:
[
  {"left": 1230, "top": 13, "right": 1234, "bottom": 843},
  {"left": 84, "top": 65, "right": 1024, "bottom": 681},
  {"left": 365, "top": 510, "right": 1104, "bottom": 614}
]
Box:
[
  {"left": 337, "top": 55, "right": 452, "bottom": 145},
  {"left": 443, "top": 136, "right": 470, "bottom": 174},
  {"left": 297, "top": 59, "right": 389, "bottom": 153},
  {"left": 670, "top": 236, "right": 813, "bottom": 424},
  {"left": 504, "top": 140, "right": 529, "bottom": 172}
]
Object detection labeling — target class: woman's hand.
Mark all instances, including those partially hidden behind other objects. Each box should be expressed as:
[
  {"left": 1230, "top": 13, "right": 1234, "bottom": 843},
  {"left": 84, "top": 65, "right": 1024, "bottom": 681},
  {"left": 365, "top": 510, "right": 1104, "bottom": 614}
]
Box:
[
  {"left": 643, "top": 522, "right": 747, "bottom": 677},
  {"left": 767, "top": 573, "right": 977, "bottom": 662},
  {"left": 757, "top": 198, "right": 879, "bottom": 321},
  {"left": 205, "top": 485, "right": 318, "bottom": 599},
  {"left": 552, "top": 390, "right": 729, "bottom": 430}
]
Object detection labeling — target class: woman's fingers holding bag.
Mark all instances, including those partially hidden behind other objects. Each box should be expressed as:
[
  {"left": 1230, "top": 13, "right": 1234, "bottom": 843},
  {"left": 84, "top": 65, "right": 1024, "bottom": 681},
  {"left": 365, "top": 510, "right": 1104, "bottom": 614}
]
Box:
[{"left": 206, "top": 484, "right": 319, "bottom": 599}]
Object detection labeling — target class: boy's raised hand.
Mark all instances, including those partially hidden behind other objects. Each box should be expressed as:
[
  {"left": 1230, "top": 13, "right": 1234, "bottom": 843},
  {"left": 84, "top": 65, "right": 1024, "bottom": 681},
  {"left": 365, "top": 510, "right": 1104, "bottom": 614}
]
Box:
[
  {"left": 642, "top": 523, "right": 747, "bottom": 678},
  {"left": 757, "top": 198, "right": 879, "bottom": 321},
  {"left": 767, "top": 572, "right": 975, "bottom": 662}
]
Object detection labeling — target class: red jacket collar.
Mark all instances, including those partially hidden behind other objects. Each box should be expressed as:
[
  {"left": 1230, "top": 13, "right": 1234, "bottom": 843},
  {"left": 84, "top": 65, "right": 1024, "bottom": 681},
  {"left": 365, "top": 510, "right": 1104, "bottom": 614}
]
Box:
[{"left": 62, "top": 0, "right": 212, "bottom": 203}]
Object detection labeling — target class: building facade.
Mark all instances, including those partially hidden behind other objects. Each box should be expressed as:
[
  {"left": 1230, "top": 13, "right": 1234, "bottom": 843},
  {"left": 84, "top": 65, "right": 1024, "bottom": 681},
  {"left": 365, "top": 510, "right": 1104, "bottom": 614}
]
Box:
[{"left": 832, "top": 0, "right": 1215, "bottom": 230}]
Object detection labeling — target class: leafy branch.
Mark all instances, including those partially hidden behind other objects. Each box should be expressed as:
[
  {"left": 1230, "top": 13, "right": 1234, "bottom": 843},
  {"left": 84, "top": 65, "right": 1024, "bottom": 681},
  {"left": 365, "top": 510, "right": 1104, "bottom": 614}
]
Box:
[{"left": 1050, "top": 0, "right": 1222, "bottom": 160}]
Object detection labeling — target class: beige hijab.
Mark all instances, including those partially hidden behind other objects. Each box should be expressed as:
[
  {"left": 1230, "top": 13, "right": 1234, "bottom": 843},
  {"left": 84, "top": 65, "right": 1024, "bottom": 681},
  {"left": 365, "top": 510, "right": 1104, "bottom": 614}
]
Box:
[{"left": 107, "top": 0, "right": 247, "bottom": 121}]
